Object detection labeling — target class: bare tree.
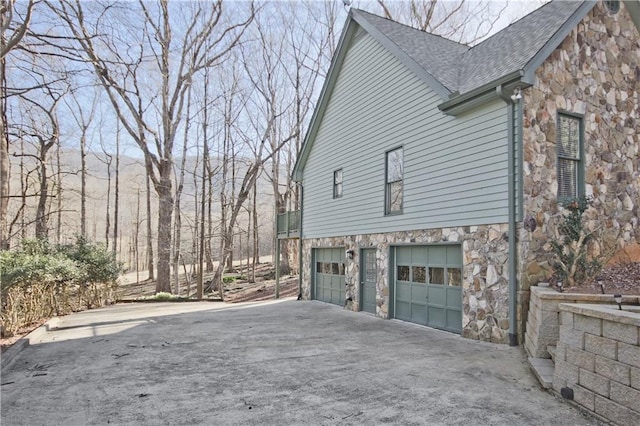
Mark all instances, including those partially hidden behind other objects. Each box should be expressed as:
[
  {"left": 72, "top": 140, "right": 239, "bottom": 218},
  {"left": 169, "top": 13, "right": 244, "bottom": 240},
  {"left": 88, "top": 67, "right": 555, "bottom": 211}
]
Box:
[
  {"left": 1, "top": 0, "right": 37, "bottom": 249},
  {"left": 50, "top": 0, "right": 255, "bottom": 293},
  {"left": 16, "top": 83, "right": 66, "bottom": 239},
  {"left": 65, "top": 87, "right": 97, "bottom": 238},
  {"left": 374, "top": 0, "right": 507, "bottom": 44}
]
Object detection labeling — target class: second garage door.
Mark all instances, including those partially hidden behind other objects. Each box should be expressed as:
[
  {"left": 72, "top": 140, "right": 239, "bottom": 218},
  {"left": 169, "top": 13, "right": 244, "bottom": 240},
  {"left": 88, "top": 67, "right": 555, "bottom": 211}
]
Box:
[{"left": 394, "top": 245, "right": 463, "bottom": 333}]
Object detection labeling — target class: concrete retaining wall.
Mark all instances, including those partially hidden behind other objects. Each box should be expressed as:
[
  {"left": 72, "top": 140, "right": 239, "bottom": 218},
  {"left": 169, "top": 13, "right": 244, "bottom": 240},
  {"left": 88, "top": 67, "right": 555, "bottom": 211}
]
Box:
[
  {"left": 525, "top": 286, "right": 639, "bottom": 358},
  {"left": 552, "top": 303, "right": 640, "bottom": 426}
]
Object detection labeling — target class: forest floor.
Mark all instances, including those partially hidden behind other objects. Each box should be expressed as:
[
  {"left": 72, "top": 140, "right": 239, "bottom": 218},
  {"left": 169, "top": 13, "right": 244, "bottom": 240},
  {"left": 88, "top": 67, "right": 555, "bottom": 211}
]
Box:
[{"left": 118, "top": 261, "right": 299, "bottom": 303}]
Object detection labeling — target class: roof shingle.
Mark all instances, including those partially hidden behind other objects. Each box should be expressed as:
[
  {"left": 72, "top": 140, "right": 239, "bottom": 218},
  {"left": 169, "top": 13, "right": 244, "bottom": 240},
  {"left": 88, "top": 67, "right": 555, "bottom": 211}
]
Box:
[{"left": 354, "top": 1, "right": 588, "bottom": 96}]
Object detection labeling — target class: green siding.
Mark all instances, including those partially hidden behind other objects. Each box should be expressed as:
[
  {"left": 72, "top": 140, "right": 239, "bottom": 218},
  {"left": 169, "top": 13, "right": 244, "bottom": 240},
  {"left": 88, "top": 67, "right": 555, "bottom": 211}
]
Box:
[{"left": 302, "top": 28, "right": 509, "bottom": 238}]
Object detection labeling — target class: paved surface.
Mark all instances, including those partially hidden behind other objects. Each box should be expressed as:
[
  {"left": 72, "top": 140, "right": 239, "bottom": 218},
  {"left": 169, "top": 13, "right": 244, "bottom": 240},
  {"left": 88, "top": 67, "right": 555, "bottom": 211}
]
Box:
[{"left": 1, "top": 299, "right": 597, "bottom": 425}]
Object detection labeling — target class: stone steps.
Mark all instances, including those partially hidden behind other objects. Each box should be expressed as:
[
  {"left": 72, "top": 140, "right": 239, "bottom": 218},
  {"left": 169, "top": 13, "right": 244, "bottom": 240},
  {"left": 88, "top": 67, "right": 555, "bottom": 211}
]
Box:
[
  {"left": 527, "top": 357, "right": 555, "bottom": 389},
  {"left": 547, "top": 345, "right": 556, "bottom": 361}
]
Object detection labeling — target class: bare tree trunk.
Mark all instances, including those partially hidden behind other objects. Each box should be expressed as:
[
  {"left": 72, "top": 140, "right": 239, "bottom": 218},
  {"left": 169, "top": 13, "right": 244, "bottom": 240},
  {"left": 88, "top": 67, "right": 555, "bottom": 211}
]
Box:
[
  {"left": 252, "top": 176, "right": 258, "bottom": 281},
  {"left": 156, "top": 178, "right": 172, "bottom": 292},
  {"left": 134, "top": 189, "right": 141, "bottom": 282},
  {"left": 35, "top": 148, "right": 49, "bottom": 239},
  {"left": 0, "top": 88, "right": 8, "bottom": 249},
  {"left": 172, "top": 84, "right": 192, "bottom": 295},
  {"left": 19, "top": 137, "right": 26, "bottom": 240},
  {"left": 205, "top": 158, "right": 214, "bottom": 272},
  {"left": 197, "top": 79, "right": 209, "bottom": 299},
  {"left": 146, "top": 171, "right": 155, "bottom": 282},
  {"left": 55, "top": 142, "right": 62, "bottom": 243},
  {"left": 113, "top": 127, "right": 120, "bottom": 255},
  {"left": 104, "top": 153, "right": 111, "bottom": 247},
  {"left": 79, "top": 136, "right": 86, "bottom": 238}
]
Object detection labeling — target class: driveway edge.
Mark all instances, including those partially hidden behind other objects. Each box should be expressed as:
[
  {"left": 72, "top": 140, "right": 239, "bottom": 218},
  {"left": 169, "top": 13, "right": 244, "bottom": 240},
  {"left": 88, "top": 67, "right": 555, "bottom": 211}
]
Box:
[{"left": 1, "top": 317, "right": 61, "bottom": 374}]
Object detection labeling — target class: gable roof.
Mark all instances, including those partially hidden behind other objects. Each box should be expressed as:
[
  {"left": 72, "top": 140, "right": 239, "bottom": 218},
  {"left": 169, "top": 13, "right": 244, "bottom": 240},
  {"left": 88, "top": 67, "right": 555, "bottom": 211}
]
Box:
[
  {"left": 456, "top": 1, "right": 588, "bottom": 94},
  {"left": 293, "top": 0, "right": 640, "bottom": 180},
  {"left": 353, "top": 10, "right": 468, "bottom": 93},
  {"left": 355, "top": 1, "right": 591, "bottom": 98}
]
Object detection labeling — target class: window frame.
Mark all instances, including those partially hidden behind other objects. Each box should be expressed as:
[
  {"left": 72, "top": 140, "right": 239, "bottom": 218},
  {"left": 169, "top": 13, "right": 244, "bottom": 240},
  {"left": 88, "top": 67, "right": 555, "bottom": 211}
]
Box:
[
  {"left": 385, "top": 146, "right": 404, "bottom": 215},
  {"left": 556, "top": 112, "right": 584, "bottom": 202},
  {"left": 333, "top": 169, "right": 343, "bottom": 199}
]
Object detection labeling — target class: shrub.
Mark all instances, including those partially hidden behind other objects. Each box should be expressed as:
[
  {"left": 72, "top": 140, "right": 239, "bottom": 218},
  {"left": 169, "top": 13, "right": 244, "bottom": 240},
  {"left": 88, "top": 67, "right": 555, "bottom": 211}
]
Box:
[
  {"left": 153, "top": 292, "right": 174, "bottom": 301},
  {"left": 550, "top": 197, "right": 602, "bottom": 288},
  {"left": 0, "top": 238, "right": 122, "bottom": 337}
]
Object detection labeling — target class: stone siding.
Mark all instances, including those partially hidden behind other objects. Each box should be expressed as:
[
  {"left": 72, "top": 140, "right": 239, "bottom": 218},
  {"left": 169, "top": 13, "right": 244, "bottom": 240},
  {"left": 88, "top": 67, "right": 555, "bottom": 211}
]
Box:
[
  {"left": 301, "top": 223, "right": 514, "bottom": 343},
  {"left": 553, "top": 303, "right": 640, "bottom": 426},
  {"left": 518, "top": 1, "right": 640, "bottom": 291}
]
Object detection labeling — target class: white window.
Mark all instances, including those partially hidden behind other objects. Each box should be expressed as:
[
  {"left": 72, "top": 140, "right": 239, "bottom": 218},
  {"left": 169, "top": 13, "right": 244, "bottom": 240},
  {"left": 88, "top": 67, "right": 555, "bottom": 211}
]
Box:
[{"left": 385, "top": 147, "right": 403, "bottom": 214}]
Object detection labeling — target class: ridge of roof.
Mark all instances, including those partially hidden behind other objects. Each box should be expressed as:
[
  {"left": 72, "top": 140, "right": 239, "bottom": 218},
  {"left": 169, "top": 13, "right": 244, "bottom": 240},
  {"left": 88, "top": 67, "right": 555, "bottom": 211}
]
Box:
[{"left": 456, "top": 0, "right": 587, "bottom": 94}]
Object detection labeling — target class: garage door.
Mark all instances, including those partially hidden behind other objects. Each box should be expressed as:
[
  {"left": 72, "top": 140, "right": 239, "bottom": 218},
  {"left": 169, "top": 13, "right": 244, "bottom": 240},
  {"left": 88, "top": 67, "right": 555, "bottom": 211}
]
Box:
[
  {"left": 313, "top": 248, "right": 345, "bottom": 306},
  {"left": 394, "top": 245, "right": 462, "bottom": 333}
]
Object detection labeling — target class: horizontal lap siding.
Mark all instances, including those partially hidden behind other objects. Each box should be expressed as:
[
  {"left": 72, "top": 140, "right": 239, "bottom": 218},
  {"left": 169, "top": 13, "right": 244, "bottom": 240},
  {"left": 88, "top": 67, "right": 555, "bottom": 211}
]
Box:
[{"left": 302, "top": 29, "right": 509, "bottom": 238}]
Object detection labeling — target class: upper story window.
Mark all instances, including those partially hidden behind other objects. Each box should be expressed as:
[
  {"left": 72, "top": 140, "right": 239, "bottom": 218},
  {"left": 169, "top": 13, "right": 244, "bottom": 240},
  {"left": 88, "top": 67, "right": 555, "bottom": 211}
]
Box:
[
  {"left": 557, "top": 113, "right": 584, "bottom": 201},
  {"left": 333, "top": 169, "right": 343, "bottom": 199},
  {"left": 604, "top": 1, "right": 620, "bottom": 14},
  {"left": 385, "top": 147, "right": 403, "bottom": 214}
]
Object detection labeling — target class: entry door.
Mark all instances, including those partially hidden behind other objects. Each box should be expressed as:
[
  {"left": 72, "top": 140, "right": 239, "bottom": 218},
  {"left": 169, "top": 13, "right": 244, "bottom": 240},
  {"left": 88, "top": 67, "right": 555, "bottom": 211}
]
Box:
[{"left": 360, "top": 249, "right": 377, "bottom": 314}]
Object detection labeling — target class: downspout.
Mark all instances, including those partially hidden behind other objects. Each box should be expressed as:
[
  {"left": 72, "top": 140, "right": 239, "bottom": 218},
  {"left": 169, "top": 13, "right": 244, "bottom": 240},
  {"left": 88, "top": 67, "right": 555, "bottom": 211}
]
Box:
[
  {"left": 297, "top": 182, "right": 304, "bottom": 299},
  {"left": 496, "top": 84, "right": 519, "bottom": 346}
]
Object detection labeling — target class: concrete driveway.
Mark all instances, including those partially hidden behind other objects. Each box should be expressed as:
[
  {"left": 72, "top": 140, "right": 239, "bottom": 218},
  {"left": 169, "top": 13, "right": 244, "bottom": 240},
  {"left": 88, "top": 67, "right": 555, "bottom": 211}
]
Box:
[{"left": 1, "top": 299, "right": 596, "bottom": 425}]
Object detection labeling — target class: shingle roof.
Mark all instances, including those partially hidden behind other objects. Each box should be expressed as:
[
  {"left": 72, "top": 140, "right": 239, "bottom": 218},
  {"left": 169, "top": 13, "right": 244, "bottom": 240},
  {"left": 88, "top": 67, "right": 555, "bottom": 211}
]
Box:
[
  {"left": 354, "top": 10, "right": 468, "bottom": 92},
  {"left": 354, "top": 0, "right": 588, "bottom": 96},
  {"left": 457, "top": 1, "right": 585, "bottom": 93}
]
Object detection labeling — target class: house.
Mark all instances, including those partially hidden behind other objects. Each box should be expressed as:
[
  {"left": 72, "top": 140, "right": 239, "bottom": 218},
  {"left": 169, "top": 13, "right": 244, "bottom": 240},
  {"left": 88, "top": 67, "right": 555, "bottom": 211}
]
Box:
[{"left": 288, "top": 0, "right": 640, "bottom": 345}]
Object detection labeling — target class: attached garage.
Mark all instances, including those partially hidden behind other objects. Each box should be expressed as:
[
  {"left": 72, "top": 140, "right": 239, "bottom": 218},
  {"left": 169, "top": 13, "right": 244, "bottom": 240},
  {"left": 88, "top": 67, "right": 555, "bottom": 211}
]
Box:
[
  {"left": 393, "top": 245, "right": 463, "bottom": 333},
  {"left": 312, "top": 248, "right": 346, "bottom": 306}
]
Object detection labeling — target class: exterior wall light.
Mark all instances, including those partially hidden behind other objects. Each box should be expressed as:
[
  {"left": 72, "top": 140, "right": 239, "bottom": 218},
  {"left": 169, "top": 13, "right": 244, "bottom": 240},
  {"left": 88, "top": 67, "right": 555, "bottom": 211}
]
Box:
[
  {"left": 614, "top": 294, "right": 622, "bottom": 310},
  {"left": 510, "top": 87, "right": 522, "bottom": 101},
  {"left": 346, "top": 249, "right": 355, "bottom": 260}
]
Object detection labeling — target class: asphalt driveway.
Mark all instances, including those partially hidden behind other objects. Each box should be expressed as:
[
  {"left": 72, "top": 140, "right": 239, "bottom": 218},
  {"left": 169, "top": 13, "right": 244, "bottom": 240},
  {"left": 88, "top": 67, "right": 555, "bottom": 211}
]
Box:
[{"left": 1, "top": 299, "right": 596, "bottom": 425}]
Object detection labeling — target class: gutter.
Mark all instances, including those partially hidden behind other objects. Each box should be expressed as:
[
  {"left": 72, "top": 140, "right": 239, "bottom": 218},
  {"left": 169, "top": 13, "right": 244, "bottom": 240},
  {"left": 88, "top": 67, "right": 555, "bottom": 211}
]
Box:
[
  {"left": 496, "top": 83, "right": 519, "bottom": 347},
  {"left": 297, "top": 182, "right": 304, "bottom": 299},
  {"left": 439, "top": 70, "right": 526, "bottom": 116}
]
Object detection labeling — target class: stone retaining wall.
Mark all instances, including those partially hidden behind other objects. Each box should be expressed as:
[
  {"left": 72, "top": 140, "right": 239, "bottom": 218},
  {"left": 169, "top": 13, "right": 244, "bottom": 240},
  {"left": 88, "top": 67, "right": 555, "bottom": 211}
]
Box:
[
  {"left": 553, "top": 303, "right": 640, "bottom": 426},
  {"left": 525, "top": 286, "right": 640, "bottom": 358}
]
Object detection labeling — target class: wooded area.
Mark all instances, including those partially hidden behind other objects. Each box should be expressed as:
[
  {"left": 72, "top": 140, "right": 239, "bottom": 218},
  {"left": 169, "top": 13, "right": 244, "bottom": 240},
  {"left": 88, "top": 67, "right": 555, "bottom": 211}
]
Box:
[{"left": 1, "top": 0, "right": 527, "bottom": 296}]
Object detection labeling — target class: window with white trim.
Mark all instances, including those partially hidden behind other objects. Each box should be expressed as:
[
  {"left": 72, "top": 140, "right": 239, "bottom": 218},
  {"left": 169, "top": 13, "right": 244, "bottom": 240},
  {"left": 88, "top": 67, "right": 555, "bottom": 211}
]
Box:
[
  {"left": 385, "top": 147, "right": 403, "bottom": 214},
  {"left": 333, "top": 169, "right": 343, "bottom": 199}
]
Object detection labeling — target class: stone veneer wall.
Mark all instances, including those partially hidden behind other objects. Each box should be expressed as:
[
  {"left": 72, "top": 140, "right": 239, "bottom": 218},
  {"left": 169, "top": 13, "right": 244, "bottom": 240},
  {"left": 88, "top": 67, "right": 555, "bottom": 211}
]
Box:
[
  {"left": 518, "top": 1, "right": 640, "bottom": 291},
  {"left": 553, "top": 303, "right": 640, "bottom": 426},
  {"left": 525, "top": 286, "right": 640, "bottom": 358},
  {"left": 301, "top": 223, "right": 517, "bottom": 344}
]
